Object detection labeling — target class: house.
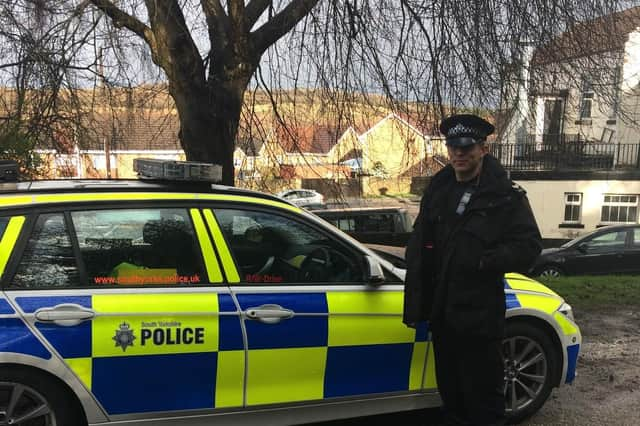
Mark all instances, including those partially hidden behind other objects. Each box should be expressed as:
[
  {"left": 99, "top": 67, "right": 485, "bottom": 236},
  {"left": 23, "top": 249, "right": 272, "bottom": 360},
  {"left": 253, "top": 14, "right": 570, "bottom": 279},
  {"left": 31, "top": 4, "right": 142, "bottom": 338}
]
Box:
[
  {"left": 327, "top": 113, "right": 439, "bottom": 195},
  {"left": 497, "top": 6, "right": 640, "bottom": 243},
  {"left": 234, "top": 112, "right": 442, "bottom": 196},
  {"left": 43, "top": 111, "right": 185, "bottom": 179}
]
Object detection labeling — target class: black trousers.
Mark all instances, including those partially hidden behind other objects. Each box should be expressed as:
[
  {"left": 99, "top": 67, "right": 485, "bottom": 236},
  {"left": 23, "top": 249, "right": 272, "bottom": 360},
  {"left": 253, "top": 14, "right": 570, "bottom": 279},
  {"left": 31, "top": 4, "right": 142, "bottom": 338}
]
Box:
[{"left": 431, "top": 327, "right": 506, "bottom": 426}]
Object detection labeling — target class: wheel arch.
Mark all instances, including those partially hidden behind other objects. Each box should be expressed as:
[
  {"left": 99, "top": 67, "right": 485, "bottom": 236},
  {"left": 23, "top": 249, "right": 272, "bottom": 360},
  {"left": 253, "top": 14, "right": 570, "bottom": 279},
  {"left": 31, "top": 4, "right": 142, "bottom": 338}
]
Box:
[
  {"left": 505, "top": 313, "right": 565, "bottom": 387},
  {"left": 0, "top": 362, "right": 88, "bottom": 423},
  {"left": 0, "top": 355, "right": 107, "bottom": 424}
]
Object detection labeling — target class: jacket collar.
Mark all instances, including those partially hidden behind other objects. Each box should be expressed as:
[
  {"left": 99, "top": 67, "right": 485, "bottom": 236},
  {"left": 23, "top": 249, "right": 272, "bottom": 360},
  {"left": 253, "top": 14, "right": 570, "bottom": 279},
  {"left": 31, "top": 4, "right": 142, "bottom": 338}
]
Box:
[{"left": 431, "top": 154, "right": 512, "bottom": 197}]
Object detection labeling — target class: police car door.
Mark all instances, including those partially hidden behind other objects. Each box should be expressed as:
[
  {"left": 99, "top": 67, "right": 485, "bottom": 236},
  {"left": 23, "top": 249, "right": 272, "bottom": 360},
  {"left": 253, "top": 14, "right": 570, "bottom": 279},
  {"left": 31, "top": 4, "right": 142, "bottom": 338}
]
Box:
[
  {"left": 1, "top": 206, "right": 243, "bottom": 421},
  {"left": 208, "top": 206, "right": 429, "bottom": 411}
]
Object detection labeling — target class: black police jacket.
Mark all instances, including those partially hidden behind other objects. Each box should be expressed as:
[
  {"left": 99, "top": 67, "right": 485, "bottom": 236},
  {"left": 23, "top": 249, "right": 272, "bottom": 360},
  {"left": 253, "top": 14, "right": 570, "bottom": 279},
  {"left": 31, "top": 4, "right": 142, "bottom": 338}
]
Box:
[{"left": 403, "top": 154, "right": 542, "bottom": 338}]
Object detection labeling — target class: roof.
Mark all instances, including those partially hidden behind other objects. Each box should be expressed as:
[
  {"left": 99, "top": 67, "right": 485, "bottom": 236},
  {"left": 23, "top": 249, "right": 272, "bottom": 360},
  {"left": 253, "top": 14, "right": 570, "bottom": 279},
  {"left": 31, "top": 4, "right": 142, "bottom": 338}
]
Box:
[
  {"left": 314, "top": 207, "right": 408, "bottom": 215},
  {"left": 79, "top": 113, "right": 181, "bottom": 151},
  {"left": 276, "top": 124, "right": 343, "bottom": 154},
  {"left": 532, "top": 6, "right": 640, "bottom": 65},
  {"left": 0, "top": 179, "right": 287, "bottom": 205}
]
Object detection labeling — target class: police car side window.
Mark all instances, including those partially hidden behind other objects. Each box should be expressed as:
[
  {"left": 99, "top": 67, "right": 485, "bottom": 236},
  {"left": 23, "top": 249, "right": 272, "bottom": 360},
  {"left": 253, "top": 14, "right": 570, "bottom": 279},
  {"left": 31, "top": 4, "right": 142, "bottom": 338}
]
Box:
[
  {"left": 11, "top": 214, "right": 79, "bottom": 288},
  {"left": 0, "top": 217, "right": 8, "bottom": 239},
  {"left": 213, "top": 209, "right": 363, "bottom": 284},
  {"left": 71, "top": 208, "right": 204, "bottom": 286}
]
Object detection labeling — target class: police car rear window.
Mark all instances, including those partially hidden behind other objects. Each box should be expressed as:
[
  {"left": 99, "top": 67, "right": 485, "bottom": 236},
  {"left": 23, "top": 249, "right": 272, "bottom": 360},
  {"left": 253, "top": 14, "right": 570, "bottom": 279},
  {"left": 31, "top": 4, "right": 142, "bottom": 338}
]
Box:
[
  {"left": 72, "top": 209, "right": 204, "bottom": 286},
  {"left": 9, "top": 209, "right": 205, "bottom": 289}
]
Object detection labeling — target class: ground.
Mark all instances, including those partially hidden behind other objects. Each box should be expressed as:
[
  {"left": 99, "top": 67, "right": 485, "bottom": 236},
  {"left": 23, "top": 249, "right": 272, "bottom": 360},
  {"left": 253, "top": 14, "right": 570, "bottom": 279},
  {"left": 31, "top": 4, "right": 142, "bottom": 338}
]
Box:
[
  {"left": 317, "top": 307, "right": 640, "bottom": 426},
  {"left": 520, "top": 307, "right": 640, "bottom": 426}
]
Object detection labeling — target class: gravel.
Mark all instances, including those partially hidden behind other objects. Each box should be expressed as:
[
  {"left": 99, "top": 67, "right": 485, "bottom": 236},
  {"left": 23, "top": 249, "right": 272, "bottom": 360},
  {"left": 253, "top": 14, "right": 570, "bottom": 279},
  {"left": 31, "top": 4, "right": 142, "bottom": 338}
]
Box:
[{"left": 521, "top": 308, "right": 640, "bottom": 426}]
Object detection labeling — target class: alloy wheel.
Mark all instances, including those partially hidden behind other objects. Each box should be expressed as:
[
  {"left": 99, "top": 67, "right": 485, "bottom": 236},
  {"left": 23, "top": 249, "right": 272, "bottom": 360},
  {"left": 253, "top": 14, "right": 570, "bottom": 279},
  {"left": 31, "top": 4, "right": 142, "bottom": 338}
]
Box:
[
  {"left": 0, "top": 382, "right": 56, "bottom": 426},
  {"left": 503, "top": 335, "right": 548, "bottom": 414},
  {"left": 539, "top": 267, "right": 561, "bottom": 278}
]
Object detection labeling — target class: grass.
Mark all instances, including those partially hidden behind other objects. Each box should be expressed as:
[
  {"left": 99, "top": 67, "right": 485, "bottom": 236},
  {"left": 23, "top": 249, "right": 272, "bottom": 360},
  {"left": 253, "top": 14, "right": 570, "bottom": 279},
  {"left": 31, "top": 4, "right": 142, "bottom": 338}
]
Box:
[{"left": 535, "top": 275, "right": 640, "bottom": 311}]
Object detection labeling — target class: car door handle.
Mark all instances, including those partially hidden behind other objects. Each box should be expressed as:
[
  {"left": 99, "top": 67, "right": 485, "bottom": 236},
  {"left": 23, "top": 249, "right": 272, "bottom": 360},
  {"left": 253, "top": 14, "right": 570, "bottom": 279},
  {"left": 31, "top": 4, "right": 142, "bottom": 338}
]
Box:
[
  {"left": 34, "top": 304, "right": 95, "bottom": 326},
  {"left": 245, "top": 304, "right": 294, "bottom": 324}
]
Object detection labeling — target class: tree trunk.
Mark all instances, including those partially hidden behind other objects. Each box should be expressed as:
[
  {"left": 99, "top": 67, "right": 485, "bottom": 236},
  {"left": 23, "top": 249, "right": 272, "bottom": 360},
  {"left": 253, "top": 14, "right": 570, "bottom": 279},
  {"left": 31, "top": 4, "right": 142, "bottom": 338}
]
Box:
[{"left": 169, "top": 77, "right": 248, "bottom": 186}]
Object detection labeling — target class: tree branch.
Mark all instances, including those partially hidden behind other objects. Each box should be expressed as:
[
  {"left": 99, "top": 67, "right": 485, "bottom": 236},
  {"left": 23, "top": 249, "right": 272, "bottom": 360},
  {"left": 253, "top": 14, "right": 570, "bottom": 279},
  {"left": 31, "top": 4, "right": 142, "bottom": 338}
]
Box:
[
  {"left": 246, "top": 0, "right": 272, "bottom": 28},
  {"left": 251, "top": 0, "right": 320, "bottom": 54},
  {"left": 88, "top": 0, "right": 154, "bottom": 46},
  {"left": 144, "top": 0, "right": 205, "bottom": 85},
  {"left": 200, "top": 0, "right": 229, "bottom": 40},
  {"left": 227, "top": 0, "right": 246, "bottom": 30}
]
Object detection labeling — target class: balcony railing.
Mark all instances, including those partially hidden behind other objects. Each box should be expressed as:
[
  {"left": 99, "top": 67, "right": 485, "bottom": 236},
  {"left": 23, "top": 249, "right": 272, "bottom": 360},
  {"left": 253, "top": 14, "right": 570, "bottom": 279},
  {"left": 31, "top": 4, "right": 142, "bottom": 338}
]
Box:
[{"left": 489, "top": 139, "right": 640, "bottom": 171}]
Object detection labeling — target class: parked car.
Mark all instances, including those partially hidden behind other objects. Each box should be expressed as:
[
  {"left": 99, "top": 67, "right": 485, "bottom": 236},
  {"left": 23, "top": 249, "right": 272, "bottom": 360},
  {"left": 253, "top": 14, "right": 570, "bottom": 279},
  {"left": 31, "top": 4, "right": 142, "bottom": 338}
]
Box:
[
  {"left": 276, "top": 188, "right": 324, "bottom": 207},
  {"left": 531, "top": 224, "right": 640, "bottom": 277},
  {"left": 313, "top": 207, "right": 413, "bottom": 246},
  {"left": 0, "top": 159, "right": 579, "bottom": 425}
]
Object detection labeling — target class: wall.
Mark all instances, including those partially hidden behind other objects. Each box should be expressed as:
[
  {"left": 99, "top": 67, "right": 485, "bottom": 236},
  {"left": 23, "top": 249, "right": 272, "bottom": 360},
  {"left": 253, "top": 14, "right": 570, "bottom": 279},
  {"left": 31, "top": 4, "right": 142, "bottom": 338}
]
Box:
[
  {"left": 361, "top": 177, "right": 412, "bottom": 196},
  {"left": 517, "top": 179, "right": 640, "bottom": 239},
  {"left": 360, "top": 116, "right": 425, "bottom": 177}
]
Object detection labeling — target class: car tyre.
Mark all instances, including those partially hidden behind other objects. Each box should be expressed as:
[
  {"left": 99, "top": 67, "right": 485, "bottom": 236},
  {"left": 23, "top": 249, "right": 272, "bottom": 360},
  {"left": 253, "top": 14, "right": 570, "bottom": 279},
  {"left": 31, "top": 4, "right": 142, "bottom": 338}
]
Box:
[
  {"left": 537, "top": 264, "right": 563, "bottom": 278},
  {"left": 0, "top": 366, "right": 85, "bottom": 426},
  {"left": 503, "top": 321, "right": 559, "bottom": 425}
]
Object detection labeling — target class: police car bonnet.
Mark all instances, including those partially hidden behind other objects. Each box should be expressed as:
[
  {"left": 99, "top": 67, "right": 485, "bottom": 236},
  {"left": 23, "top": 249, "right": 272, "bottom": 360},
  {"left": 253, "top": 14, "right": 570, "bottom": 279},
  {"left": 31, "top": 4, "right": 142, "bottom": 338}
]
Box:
[{"left": 440, "top": 114, "right": 494, "bottom": 147}]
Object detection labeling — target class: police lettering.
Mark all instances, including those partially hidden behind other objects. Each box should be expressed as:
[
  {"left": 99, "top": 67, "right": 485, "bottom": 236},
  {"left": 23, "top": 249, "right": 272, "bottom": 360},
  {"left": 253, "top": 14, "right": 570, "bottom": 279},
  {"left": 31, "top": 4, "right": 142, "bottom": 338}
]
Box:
[{"left": 140, "top": 327, "right": 205, "bottom": 345}]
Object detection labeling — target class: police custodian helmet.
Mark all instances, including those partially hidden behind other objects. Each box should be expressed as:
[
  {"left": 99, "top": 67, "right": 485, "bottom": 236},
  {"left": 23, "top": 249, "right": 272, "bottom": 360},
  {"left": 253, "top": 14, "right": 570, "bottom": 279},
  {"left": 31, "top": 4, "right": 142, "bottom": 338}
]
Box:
[{"left": 440, "top": 114, "right": 495, "bottom": 147}]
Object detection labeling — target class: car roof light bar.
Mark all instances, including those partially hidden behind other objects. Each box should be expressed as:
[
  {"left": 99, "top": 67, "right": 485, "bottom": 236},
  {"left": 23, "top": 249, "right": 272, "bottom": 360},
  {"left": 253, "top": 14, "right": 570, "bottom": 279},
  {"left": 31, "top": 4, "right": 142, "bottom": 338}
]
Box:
[{"left": 133, "top": 158, "right": 222, "bottom": 183}]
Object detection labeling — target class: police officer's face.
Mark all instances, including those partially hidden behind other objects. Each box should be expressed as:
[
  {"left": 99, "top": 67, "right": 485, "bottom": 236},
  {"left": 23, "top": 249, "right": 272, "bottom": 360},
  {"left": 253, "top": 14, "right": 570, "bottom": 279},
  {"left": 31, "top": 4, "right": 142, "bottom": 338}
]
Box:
[{"left": 447, "top": 142, "right": 488, "bottom": 178}]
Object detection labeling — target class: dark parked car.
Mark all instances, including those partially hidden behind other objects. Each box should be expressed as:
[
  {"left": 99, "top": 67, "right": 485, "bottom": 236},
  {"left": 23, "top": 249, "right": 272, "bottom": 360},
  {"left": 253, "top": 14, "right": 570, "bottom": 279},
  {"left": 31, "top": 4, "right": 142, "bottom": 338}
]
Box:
[
  {"left": 313, "top": 207, "right": 413, "bottom": 246},
  {"left": 531, "top": 224, "right": 640, "bottom": 277}
]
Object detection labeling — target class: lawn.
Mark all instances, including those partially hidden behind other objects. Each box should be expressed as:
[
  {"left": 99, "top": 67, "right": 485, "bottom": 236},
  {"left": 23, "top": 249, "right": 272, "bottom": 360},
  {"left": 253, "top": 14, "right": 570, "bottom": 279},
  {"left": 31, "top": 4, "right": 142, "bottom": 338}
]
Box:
[{"left": 536, "top": 275, "right": 640, "bottom": 310}]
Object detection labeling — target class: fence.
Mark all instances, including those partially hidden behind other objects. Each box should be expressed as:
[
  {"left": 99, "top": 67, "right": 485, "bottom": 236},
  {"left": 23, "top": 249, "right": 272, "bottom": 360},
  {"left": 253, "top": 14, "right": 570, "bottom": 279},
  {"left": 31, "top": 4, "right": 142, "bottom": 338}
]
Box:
[{"left": 490, "top": 141, "right": 640, "bottom": 171}]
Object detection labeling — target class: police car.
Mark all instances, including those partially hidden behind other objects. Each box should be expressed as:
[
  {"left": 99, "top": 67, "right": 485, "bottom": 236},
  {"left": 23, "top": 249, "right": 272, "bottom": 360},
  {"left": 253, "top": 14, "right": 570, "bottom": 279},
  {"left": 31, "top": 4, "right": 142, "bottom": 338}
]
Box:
[{"left": 0, "top": 159, "right": 580, "bottom": 425}]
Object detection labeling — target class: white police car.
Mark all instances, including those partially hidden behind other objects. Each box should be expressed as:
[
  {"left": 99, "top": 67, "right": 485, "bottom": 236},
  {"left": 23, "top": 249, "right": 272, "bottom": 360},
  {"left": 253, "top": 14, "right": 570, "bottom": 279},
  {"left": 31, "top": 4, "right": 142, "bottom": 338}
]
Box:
[{"left": 0, "top": 159, "right": 580, "bottom": 425}]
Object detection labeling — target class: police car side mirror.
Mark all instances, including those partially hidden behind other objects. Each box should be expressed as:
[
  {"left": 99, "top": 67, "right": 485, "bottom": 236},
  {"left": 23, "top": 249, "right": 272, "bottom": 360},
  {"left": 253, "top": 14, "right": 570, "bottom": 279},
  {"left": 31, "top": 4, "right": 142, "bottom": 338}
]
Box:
[{"left": 365, "top": 255, "right": 386, "bottom": 285}]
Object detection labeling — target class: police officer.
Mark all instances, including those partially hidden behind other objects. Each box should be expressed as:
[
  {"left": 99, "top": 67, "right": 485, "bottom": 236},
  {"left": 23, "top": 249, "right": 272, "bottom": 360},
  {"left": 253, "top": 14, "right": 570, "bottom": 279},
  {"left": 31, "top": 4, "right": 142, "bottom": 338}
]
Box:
[{"left": 403, "top": 114, "right": 542, "bottom": 425}]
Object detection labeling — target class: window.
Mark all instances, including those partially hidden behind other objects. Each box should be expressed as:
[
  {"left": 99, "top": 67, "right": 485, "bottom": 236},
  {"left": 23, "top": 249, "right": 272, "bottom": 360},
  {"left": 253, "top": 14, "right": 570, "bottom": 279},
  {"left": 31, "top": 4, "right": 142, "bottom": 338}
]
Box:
[
  {"left": 583, "top": 230, "right": 627, "bottom": 253},
  {"left": 0, "top": 217, "right": 9, "bottom": 240},
  {"left": 563, "top": 193, "right": 582, "bottom": 223},
  {"left": 333, "top": 217, "right": 356, "bottom": 232},
  {"left": 580, "top": 79, "right": 594, "bottom": 119},
  {"left": 11, "top": 214, "right": 79, "bottom": 288},
  {"left": 633, "top": 229, "right": 640, "bottom": 247},
  {"left": 71, "top": 208, "right": 204, "bottom": 286},
  {"left": 609, "top": 66, "right": 621, "bottom": 119},
  {"left": 214, "top": 209, "right": 362, "bottom": 284},
  {"left": 357, "top": 214, "right": 395, "bottom": 233},
  {"left": 601, "top": 195, "right": 638, "bottom": 224}
]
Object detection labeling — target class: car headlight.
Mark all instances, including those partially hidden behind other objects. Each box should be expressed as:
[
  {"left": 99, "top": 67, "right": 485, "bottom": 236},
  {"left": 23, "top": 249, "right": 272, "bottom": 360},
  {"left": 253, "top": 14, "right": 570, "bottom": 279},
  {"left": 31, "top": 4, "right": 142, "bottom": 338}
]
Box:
[{"left": 558, "top": 302, "right": 574, "bottom": 321}]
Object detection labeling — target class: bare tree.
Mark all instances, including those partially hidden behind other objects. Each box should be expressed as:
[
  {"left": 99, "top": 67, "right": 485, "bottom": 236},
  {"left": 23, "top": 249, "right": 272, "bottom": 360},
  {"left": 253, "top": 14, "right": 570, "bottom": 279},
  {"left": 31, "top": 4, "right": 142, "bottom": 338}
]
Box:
[{"left": 1, "top": 0, "right": 636, "bottom": 183}]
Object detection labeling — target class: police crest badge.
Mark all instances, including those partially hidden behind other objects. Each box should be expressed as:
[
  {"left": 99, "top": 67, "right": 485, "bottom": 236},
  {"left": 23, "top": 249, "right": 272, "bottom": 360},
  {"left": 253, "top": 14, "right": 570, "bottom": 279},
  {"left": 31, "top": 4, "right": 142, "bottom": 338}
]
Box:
[{"left": 113, "top": 322, "right": 136, "bottom": 352}]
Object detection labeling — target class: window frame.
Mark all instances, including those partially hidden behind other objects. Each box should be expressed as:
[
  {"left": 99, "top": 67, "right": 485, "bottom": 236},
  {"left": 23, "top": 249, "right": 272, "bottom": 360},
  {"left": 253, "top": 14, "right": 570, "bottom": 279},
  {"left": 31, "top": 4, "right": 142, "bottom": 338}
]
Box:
[
  {"left": 209, "top": 204, "right": 368, "bottom": 286},
  {"left": 600, "top": 194, "right": 639, "bottom": 225},
  {"left": 579, "top": 78, "right": 594, "bottom": 119},
  {"left": 563, "top": 192, "right": 583, "bottom": 224}
]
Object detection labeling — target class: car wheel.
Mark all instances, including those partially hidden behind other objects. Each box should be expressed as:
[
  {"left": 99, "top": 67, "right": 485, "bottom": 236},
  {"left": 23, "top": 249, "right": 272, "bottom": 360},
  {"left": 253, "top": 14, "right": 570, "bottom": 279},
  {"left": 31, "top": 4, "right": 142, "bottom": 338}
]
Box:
[
  {"left": 503, "top": 321, "right": 559, "bottom": 424},
  {"left": 0, "top": 366, "right": 85, "bottom": 426},
  {"left": 537, "top": 265, "right": 563, "bottom": 278}
]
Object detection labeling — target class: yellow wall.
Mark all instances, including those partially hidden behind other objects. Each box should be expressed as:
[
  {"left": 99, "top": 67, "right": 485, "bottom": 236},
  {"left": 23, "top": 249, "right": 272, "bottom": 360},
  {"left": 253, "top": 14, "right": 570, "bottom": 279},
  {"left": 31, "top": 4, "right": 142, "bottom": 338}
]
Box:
[{"left": 361, "top": 116, "right": 426, "bottom": 177}]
